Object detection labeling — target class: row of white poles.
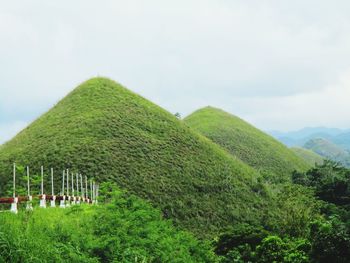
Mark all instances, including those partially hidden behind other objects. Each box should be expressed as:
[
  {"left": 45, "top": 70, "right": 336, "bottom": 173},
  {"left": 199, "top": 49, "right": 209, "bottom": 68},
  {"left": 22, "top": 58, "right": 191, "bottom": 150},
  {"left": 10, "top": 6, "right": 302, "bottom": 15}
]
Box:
[{"left": 10, "top": 163, "right": 99, "bottom": 213}]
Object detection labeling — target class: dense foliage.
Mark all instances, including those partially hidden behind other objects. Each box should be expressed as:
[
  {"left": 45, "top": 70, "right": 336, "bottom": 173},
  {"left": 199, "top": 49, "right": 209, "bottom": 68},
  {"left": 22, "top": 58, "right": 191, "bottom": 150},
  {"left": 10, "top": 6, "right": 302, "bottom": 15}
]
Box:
[
  {"left": 0, "top": 78, "right": 268, "bottom": 238},
  {"left": 215, "top": 161, "right": 350, "bottom": 262},
  {"left": 184, "top": 107, "right": 310, "bottom": 182},
  {"left": 292, "top": 160, "right": 350, "bottom": 207},
  {"left": 0, "top": 183, "right": 217, "bottom": 262}
]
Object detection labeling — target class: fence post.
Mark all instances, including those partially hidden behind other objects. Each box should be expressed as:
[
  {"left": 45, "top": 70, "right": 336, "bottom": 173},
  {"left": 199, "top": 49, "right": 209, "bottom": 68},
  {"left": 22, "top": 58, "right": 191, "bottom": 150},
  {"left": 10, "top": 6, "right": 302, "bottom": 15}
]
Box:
[
  {"left": 80, "top": 174, "right": 84, "bottom": 202},
  {"left": 39, "top": 166, "right": 46, "bottom": 208},
  {"left": 10, "top": 163, "right": 18, "bottom": 213},
  {"left": 26, "top": 166, "right": 33, "bottom": 211},
  {"left": 60, "top": 170, "right": 66, "bottom": 208},
  {"left": 50, "top": 168, "right": 56, "bottom": 207},
  {"left": 66, "top": 169, "right": 70, "bottom": 207},
  {"left": 76, "top": 173, "right": 80, "bottom": 204},
  {"left": 71, "top": 172, "right": 75, "bottom": 205},
  {"left": 85, "top": 176, "right": 89, "bottom": 203}
]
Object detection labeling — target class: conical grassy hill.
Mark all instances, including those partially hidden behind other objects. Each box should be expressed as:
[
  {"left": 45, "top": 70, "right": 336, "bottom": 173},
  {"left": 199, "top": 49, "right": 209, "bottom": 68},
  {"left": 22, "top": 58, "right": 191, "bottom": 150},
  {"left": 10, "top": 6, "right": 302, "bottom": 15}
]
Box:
[
  {"left": 291, "top": 147, "right": 324, "bottom": 166},
  {"left": 0, "top": 78, "right": 268, "bottom": 237},
  {"left": 184, "top": 107, "right": 310, "bottom": 182}
]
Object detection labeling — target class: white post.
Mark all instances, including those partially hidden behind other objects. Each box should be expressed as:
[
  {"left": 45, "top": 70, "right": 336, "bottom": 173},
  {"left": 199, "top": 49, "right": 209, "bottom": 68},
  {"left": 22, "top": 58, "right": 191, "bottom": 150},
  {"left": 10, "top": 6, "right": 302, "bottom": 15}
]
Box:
[
  {"left": 27, "top": 166, "right": 30, "bottom": 196},
  {"left": 66, "top": 169, "right": 70, "bottom": 207},
  {"left": 90, "top": 179, "right": 94, "bottom": 203},
  {"left": 80, "top": 174, "right": 84, "bottom": 202},
  {"left": 26, "top": 166, "right": 33, "bottom": 210},
  {"left": 85, "top": 176, "right": 88, "bottom": 202},
  {"left": 41, "top": 166, "right": 44, "bottom": 195},
  {"left": 76, "top": 173, "right": 80, "bottom": 204},
  {"left": 50, "top": 168, "right": 55, "bottom": 207},
  {"left": 71, "top": 172, "right": 75, "bottom": 204},
  {"left": 10, "top": 163, "right": 18, "bottom": 213},
  {"left": 60, "top": 170, "right": 66, "bottom": 208},
  {"left": 40, "top": 166, "right": 46, "bottom": 208},
  {"left": 95, "top": 183, "right": 99, "bottom": 205},
  {"left": 13, "top": 163, "right": 15, "bottom": 198},
  {"left": 92, "top": 181, "right": 96, "bottom": 204}
]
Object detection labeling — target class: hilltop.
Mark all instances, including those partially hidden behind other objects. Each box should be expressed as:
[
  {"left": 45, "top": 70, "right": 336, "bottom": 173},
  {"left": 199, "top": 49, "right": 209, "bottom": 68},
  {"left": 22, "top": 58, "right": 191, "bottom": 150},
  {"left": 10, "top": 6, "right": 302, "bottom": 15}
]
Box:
[
  {"left": 304, "top": 138, "right": 350, "bottom": 167},
  {"left": 290, "top": 147, "right": 324, "bottom": 166},
  {"left": 0, "top": 78, "right": 267, "bottom": 238},
  {"left": 184, "top": 107, "right": 310, "bottom": 182}
]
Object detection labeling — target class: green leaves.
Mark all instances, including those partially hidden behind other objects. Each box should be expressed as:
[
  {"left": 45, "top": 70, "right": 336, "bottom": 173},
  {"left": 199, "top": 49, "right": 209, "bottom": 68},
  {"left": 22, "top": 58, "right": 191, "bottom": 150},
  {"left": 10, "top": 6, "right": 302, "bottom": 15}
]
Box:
[{"left": 0, "top": 183, "right": 217, "bottom": 262}]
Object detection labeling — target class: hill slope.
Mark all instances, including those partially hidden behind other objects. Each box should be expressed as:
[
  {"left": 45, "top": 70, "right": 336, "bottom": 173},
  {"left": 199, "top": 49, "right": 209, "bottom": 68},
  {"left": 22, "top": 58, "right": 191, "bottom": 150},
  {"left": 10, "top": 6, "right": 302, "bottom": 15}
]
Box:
[
  {"left": 290, "top": 147, "right": 324, "bottom": 166},
  {"left": 304, "top": 138, "right": 350, "bottom": 167},
  {"left": 184, "top": 107, "right": 310, "bottom": 182},
  {"left": 0, "top": 78, "right": 267, "bottom": 237}
]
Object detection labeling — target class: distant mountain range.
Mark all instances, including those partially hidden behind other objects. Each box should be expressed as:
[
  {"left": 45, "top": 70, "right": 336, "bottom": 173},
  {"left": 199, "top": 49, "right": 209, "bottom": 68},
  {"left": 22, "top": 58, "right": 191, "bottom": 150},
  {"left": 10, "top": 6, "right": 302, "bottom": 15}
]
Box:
[{"left": 268, "top": 127, "right": 350, "bottom": 167}]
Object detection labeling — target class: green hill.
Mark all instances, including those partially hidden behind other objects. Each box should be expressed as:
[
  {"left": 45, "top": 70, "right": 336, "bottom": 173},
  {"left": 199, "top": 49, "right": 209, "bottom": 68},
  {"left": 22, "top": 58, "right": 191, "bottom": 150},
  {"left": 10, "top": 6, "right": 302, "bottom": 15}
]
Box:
[
  {"left": 290, "top": 147, "right": 324, "bottom": 166},
  {"left": 184, "top": 107, "right": 310, "bottom": 182},
  {"left": 304, "top": 138, "right": 350, "bottom": 167},
  {"left": 0, "top": 78, "right": 267, "bottom": 238}
]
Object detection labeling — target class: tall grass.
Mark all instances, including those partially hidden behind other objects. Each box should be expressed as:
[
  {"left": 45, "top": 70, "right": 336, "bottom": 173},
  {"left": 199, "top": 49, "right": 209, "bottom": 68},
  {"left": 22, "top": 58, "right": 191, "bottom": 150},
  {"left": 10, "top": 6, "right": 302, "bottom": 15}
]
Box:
[{"left": 0, "top": 184, "right": 217, "bottom": 263}]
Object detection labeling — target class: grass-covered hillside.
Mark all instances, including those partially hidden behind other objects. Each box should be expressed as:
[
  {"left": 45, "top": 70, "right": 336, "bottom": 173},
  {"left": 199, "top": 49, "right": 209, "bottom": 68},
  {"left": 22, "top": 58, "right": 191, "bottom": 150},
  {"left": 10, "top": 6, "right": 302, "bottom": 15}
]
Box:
[
  {"left": 291, "top": 147, "right": 324, "bottom": 166},
  {"left": 184, "top": 107, "right": 310, "bottom": 182},
  {"left": 304, "top": 138, "right": 350, "bottom": 167},
  {"left": 0, "top": 77, "right": 267, "bottom": 238}
]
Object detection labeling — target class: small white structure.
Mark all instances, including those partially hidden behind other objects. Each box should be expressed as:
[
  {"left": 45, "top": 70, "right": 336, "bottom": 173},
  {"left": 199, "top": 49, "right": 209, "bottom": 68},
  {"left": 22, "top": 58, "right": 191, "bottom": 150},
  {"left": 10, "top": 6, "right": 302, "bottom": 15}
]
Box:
[
  {"left": 60, "top": 196, "right": 66, "bottom": 208},
  {"left": 40, "top": 194, "right": 47, "bottom": 208},
  {"left": 39, "top": 166, "right": 46, "bottom": 208},
  {"left": 26, "top": 166, "right": 33, "bottom": 210},
  {"left": 26, "top": 195, "right": 33, "bottom": 211},
  {"left": 50, "top": 168, "right": 56, "bottom": 207},
  {"left": 50, "top": 196, "right": 56, "bottom": 208},
  {"left": 10, "top": 197, "right": 18, "bottom": 214},
  {"left": 11, "top": 163, "right": 18, "bottom": 213}
]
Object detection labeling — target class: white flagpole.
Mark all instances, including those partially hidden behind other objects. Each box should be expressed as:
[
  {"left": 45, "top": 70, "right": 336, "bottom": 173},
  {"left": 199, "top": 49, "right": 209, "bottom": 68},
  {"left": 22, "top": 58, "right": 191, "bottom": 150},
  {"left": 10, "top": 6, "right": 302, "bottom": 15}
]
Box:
[
  {"left": 27, "top": 166, "right": 30, "bottom": 197},
  {"left": 71, "top": 173, "right": 74, "bottom": 197},
  {"left": 76, "top": 173, "right": 79, "bottom": 196},
  {"left": 41, "top": 166, "right": 44, "bottom": 195},
  {"left": 50, "top": 168, "right": 56, "bottom": 207},
  {"left": 51, "top": 168, "right": 54, "bottom": 196},
  {"left": 26, "top": 166, "right": 33, "bottom": 210},
  {"left": 62, "top": 170, "right": 65, "bottom": 196},
  {"left": 85, "top": 176, "right": 88, "bottom": 200},
  {"left": 40, "top": 166, "right": 46, "bottom": 208},
  {"left": 80, "top": 174, "right": 83, "bottom": 201},
  {"left": 60, "top": 170, "right": 66, "bottom": 208},
  {"left": 10, "top": 163, "right": 18, "bottom": 213},
  {"left": 66, "top": 169, "right": 69, "bottom": 196},
  {"left": 13, "top": 163, "right": 16, "bottom": 198}
]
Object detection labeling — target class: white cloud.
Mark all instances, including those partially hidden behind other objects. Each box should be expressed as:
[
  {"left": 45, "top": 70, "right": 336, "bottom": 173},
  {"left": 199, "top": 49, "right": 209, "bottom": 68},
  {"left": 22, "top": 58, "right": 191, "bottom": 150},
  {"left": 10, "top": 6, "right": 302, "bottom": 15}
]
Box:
[{"left": 233, "top": 69, "right": 350, "bottom": 131}]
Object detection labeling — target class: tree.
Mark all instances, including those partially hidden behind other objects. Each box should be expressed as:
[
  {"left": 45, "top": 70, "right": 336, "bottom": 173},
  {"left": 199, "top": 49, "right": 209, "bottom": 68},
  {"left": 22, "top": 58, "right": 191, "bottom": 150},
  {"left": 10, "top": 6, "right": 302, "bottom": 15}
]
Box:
[
  {"left": 174, "top": 112, "right": 181, "bottom": 119},
  {"left": 310, "top": 217, "right": 350, "bottom": 263}
]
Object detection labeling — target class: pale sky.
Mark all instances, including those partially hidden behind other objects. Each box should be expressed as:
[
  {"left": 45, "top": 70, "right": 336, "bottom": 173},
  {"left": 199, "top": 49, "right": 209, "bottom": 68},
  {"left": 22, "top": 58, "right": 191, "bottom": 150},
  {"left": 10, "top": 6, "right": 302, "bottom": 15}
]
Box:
[{"left": 1, "top": 0, "right": 350, "bottom": 144}]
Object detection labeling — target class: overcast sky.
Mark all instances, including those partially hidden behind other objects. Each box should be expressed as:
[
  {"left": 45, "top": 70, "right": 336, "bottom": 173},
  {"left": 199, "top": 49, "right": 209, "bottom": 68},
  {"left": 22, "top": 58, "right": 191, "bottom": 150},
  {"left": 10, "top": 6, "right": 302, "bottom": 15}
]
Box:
[{"left": 1, "top": 0, "right": 350, "bottom": 144}]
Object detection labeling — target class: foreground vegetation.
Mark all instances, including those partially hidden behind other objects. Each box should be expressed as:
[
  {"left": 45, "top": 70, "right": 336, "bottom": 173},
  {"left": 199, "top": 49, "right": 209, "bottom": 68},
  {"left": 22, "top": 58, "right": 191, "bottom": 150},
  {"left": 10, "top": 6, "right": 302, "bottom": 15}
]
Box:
[
  {"left": 0, "top": 183, "right": 216, "bottom": 263},
  {"left": 215, "top": 161, "right": 350, "bottom": 262}
]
